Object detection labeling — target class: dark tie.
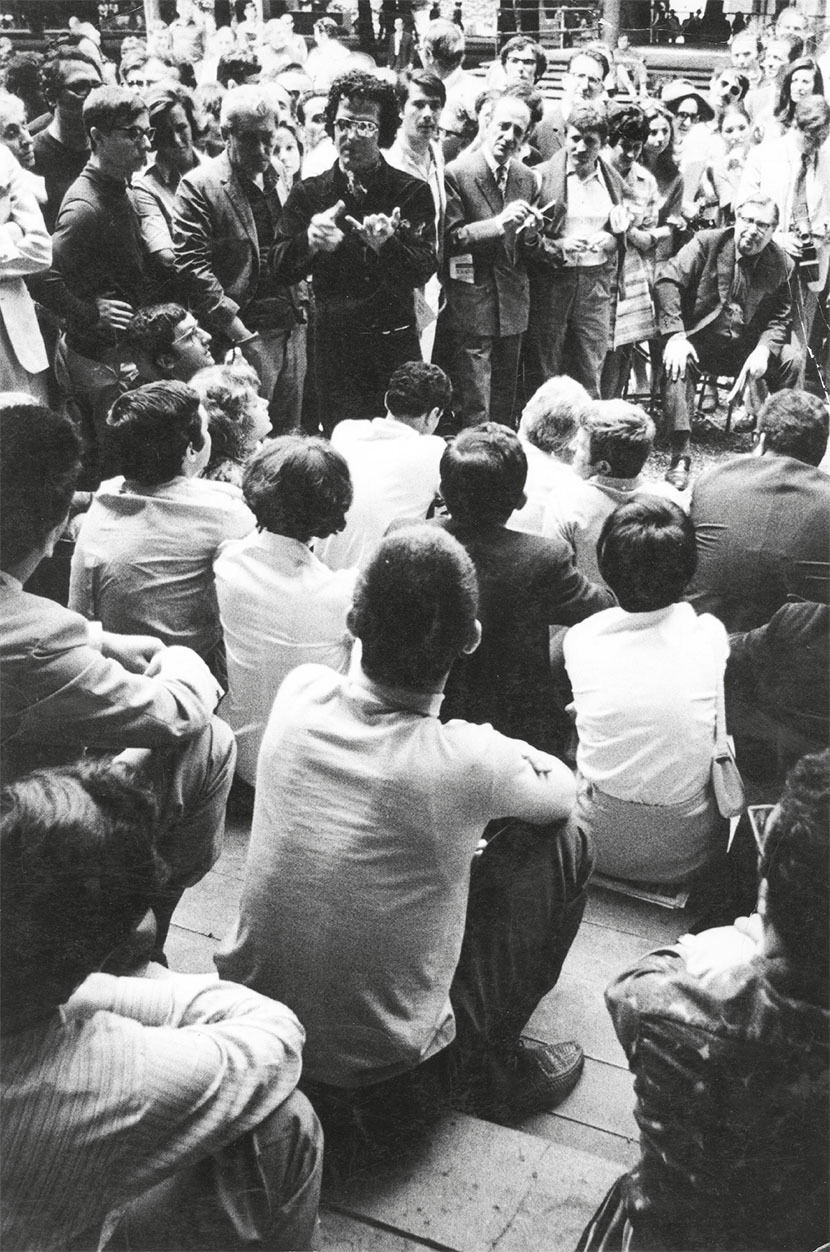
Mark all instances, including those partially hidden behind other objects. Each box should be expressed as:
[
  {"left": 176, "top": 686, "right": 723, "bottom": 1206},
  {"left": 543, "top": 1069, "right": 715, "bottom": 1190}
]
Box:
[{"left": 495, "top": 163, "right": 508, "bottom": 198}]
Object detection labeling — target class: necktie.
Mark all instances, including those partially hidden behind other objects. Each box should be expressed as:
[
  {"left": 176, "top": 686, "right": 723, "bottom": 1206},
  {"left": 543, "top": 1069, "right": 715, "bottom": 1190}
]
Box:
[{"left": 495, "top": 163, "right": 508, "bottom": 198}]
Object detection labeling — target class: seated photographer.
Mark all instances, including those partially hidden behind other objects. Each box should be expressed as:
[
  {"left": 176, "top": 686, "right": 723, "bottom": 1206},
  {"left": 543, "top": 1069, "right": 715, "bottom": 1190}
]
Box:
[{"left": 578, "top": 749, "right": 829, "bottom": 1252}]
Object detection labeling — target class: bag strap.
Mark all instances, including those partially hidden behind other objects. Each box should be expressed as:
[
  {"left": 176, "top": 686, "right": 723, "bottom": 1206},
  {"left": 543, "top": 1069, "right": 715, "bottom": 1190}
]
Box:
[{"left": 712, "top": 624, "right": 729, "bottom": 756}]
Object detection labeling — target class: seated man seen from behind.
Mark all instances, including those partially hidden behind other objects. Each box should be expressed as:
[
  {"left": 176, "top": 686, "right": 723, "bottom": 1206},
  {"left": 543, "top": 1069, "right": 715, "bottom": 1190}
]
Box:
[
  {"left": 0, "top": 760, "right": 322, "bottom": 1252},
  {"left": 565, "top": 498, "right": 728, "bottom": 889},
  {"left": 69, "top": 380, "right": 255, "bottom": 682},
  {"left": 577, "top": 749, "right": 829, "bottom": 1252},
  {"left": 217, "top": 527, "right": 593, "bottom": 1152},
  {"left": 432, "top": 423, "right": 613, "bottom": 754},
  {"left": 508, "top": 374, "right": 591, "bottom": 536},
  {"left": 0, "top": 399, "right": 235, "bottom": 961},
  {"left": 542, "top": 399, "right": 684, "bottom": 588}
]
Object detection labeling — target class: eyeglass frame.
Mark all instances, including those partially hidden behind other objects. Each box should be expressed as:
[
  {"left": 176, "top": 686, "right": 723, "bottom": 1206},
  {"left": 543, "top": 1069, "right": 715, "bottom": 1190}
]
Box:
[
  {"left": 109, "top": 124, "right": 156, "bottom": 143},
  {"left": 333, "top": 117, "right": 379, "bottom": 137},
  {"left": 171, "top": 319, "right": 211, "bottom": 349}
]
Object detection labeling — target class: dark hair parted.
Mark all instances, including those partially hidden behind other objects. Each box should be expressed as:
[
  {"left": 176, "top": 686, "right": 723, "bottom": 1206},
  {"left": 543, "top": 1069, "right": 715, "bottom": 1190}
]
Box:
[
  {"left": 324, "top": 70, "right": 400, "bottom": 148},
  {"left": 39, "top": 41, "right": 101, "bottom": 106},
  {"left": 441, "top": 423, "right": 527, "bottom": 527},
  {"left": 123, "top": 301, "right": 188, "bottom": 361},
  {"left": 216, "top": 49, "right": 261, "bottom": 88},
  {"left": 145, "top": 80, "right": 203, "bottom": 149},
  {"left": 394, "top": 67, "right": 447, "bottom": 110},
  {"left": 386, "top": 360, "right": 452, "bottom": 420},
  {"left": 348, "top": 526, "right": 479, "bottom": 691},
  {"left": 0, "top": 760, "right": 164, "bottom": 1018},
  {"left": 597, "top": 497, "right": 697, "bottom": 611},
  {"left": 83, "top": 84, "right": 146, "bottom": 141},
  {"left": 608, "top": 101, "right": 649, "bottom": 145},
  {"left": 243, "top": 435, "right": 352, "bottom": 542},
  {"left": 760, "top": 749, "right": 829, "bottom": 979},
  {"left": 0, "top": 405, "right": 82, "bottom": 568},
  {"left": 758, "top": 388, "right": 829, "bottom": 466},
  {"left": 105, "top": 380, "right": 204, "bottom": 484},
  {"left": 500, "top": 35, "right": 547, "bottom": 80}
]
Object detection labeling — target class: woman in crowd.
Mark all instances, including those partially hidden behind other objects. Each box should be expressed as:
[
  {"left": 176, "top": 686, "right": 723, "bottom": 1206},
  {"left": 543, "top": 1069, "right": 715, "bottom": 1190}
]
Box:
[
  {"left": 273, "top": 117, "right": 302, "bottom": 186},
  {"left": 133, "top": 81, "right": 205, "bottom": 270},
  {"left": 564, "top": 498, "right": 729, "bottom": 887},
  {"left": 190, "top": 361, "right": 272, "bottom": 487},
  {"left": 640, "top": 101, "right": 684, "bottom": 264},
  {"left": 701, "top": 102, "right": 752, "bottom": 226},
  {"left": 771, "top": 55, "right": 825, "bottom": 136}
]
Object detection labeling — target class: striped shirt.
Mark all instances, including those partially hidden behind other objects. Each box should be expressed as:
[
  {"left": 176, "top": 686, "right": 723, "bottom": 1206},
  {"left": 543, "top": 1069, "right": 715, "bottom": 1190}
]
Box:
[{"left": 1, "top": 972, "right": 304, "bottom": 1250}]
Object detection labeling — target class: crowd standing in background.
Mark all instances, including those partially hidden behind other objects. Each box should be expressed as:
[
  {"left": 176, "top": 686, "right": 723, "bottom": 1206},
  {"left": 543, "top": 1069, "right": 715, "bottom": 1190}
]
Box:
[{"left": 0, "top": 5, "right": 828, "bottom": 1250}]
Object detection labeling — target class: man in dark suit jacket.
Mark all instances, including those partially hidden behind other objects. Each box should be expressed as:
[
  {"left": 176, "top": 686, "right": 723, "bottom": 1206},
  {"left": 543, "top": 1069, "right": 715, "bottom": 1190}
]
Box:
[
  {"left": 443, "top": 93, "right": 542, "bottom": 427},
  {"left": 686, "top": 389, "right": 830, "bottom": 633},
  {"left": 654, "top": 195, "right": 800, "bottom": 488},
  {"left": 272, "top": 70, "right": 436, "bottom": 431},
  {"left": 434, "top": 423, "right": 613, "bottom": 755},
  {"left": 173, "top": 85, "right": 306, "bottom": 433},
  {"left": 528, "top": 103, "right": 629, "bottom": 402}
]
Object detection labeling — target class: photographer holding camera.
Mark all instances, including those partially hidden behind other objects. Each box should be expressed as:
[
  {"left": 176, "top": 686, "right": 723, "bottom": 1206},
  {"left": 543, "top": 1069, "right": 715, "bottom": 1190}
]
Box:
[{"left": 741, "top": 93, "right": 830, "bottom": 393}]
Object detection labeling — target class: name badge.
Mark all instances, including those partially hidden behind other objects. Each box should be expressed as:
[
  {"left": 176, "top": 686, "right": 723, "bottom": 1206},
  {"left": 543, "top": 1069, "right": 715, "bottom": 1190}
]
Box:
[{"left": 449, "top": 253, "right": 475, "bottom": 284}]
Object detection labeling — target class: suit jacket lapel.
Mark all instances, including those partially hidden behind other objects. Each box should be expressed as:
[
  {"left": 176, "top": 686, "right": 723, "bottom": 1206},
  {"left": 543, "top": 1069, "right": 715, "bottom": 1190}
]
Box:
[{"left": 221, "top": 155, "right": 258, "bottom": 245}]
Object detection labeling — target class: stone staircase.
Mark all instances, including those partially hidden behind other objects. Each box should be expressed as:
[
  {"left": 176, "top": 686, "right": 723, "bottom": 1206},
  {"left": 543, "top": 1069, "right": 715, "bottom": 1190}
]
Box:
[{"left": 168, "top": 817, "right": 694, "bottom": 1251}]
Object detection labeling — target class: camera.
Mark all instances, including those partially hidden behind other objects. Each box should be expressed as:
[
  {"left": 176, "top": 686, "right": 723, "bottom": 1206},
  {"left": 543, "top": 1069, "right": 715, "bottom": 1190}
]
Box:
[{"left": 798, "top": 235, "right": 820, "bottom": 285}]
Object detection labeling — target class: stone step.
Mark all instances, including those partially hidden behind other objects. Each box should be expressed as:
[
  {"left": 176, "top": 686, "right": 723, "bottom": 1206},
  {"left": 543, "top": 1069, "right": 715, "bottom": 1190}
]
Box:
[{"left": 319, "top": 1110, "right": 622, "bottom": 1252}]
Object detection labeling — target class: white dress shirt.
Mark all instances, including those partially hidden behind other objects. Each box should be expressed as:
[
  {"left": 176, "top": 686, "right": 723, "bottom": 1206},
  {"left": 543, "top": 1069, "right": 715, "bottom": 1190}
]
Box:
[{"left": 315, "top": 417, "right": 444, "bottom": 571}]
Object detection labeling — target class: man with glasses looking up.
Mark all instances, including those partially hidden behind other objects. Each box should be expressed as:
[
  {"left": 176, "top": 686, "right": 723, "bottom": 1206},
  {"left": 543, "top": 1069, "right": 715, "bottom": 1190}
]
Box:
[
  {"left": 273, "top": 70, "right": 436, "bottom": 430},
  {"left": 535, "top": 46, "right": 610, "bottom": 158},
  {"left": 41, "top": 86, "right": 165, "bottom": 485},
  {"left": 32, "top": 42, "right": 103, "bottom": 230},
  {"left": 655, "top": 195, "right": 800, "bottom": 490}
]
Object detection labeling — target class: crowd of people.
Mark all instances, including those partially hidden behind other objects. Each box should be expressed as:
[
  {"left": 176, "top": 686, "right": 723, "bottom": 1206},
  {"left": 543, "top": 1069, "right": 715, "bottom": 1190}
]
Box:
[{"left": 0, "top": 6, "right": 829, "bottom": 1252}]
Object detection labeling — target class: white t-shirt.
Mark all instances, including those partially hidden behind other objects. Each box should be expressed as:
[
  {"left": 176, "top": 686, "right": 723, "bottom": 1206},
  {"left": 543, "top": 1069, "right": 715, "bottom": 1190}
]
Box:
[
  {"left": 564, "top": 601, "right": 729, "bottom": 805},
  {"left": 315, "top": 417, "right": 444, "bottom": 570}
]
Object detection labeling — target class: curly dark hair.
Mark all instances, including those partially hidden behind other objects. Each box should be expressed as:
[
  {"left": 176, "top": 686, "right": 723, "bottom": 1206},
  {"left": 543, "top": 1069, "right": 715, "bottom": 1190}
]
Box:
[
  {"left": 243, "top": 435, "right": 353, "bottom": 543},
  {"left": 597, "top": 497, "right": 697, "bottom": 611},
  {"left": 761, "top": 749, "right": 829, "bottom": 978},
  {"left": 324, "top": 70, "right": 400, "bottom": 149},
  {"left": 348, "top": 526, "right": 479, "bottom": 691},
  {"left": 0, "top": 404, "right": 82, "bottom": 568},
  {"left": 607, "top": 101, "right": 649, "bottom": 145}
]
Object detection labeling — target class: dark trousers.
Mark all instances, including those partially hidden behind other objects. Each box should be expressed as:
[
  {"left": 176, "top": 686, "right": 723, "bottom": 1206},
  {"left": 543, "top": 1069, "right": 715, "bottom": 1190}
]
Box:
[
  {"left": 661, "top": 332, "right": 802, "bottom": 437},
  {"left": 303, "top": 814, "right": 593, "bottom": 1160},
  {"left": 449, "top": 328, "right": 524, "bottom": 428},
  {"left": 525, "top": 264, "right": 615, "bottom": 401},
  {"left": 315, "top": 312, "right": 422, "bottom": 434}
]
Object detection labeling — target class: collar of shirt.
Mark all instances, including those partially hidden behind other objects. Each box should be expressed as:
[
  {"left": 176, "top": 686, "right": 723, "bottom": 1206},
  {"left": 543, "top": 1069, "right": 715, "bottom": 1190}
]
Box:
[
  {"left": 565, "top": 158, "right": 603, "bottom": 187},
  {"left": 388, "top": 135, "right": 437, "bottom": 180},
  {"left": 0, "top": 570, "right": 22, "bottom": 593},
  {"left": 346, "top": 652, "right": 444, "bottom": 717},
  {"left": 484, "top": 149, "right": 510, "bottom": 181}
]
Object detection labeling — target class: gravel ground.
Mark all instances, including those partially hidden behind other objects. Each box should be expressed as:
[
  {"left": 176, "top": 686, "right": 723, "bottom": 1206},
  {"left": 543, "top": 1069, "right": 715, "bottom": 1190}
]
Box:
[{"left": 632, "top": 379, "right": 757, "bottom": 491}]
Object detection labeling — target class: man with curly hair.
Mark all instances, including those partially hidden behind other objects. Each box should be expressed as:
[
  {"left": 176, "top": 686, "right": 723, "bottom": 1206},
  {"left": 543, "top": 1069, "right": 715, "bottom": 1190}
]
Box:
[{"left": 273, "top": 70, "right": 437, "bottom": 430}]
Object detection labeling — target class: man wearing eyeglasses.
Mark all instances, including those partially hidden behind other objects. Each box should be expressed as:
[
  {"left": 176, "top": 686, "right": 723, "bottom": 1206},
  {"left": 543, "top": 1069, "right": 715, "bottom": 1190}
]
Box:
[
  {"left": 530, "top": 47, "right": 609, "bottom": 160},
  {"left": 655, "top": 194, "right": 800, "bottom": 490},
  {"left": 40, "top": 86, "right": 166, "bottom": 486},
  {"left": 273, "top": 69, "right": 436, "bottom": 431},
  {"left": 31, "top": 43, "right": 104, "bottom": 231}
]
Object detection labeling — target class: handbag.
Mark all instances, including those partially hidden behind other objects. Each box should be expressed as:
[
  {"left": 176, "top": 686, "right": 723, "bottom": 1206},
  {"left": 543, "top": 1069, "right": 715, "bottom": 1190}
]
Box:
[
  {"left": 712, "top": 666, "right": 746, "bottom": 819},
  {"left": 612, "top": 249, "right": 657, "bottom": 349}
]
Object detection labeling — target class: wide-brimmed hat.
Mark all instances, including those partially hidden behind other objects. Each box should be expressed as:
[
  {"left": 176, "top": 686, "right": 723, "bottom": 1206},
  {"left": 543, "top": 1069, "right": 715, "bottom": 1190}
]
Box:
[{"left": 662, "top": 79, "right": 715, "bottom": 121}]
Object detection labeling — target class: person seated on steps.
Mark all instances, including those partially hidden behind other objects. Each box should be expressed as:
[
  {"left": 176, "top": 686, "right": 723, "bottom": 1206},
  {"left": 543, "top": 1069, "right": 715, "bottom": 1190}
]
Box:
[
  {"left": 0, "top": 758, "right": 322, "bottom": 1252},
  {"left": 216, "top": 526, "right": 593, "bottom": 1164},
  {"left": 578, "top": 748, "right": 829, "bottom": 1252}
]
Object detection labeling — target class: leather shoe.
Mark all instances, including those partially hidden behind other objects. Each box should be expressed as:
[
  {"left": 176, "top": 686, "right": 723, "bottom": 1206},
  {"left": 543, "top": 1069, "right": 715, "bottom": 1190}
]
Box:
[
  {"left": 732, "top": 412, "right": 757, "bottom": 434},
  {"left": 665, "top": 456, "right": 691, "bottom": 491},
  {"left": 508, "top": 1038, "right": 585, "bottom": 1120}
]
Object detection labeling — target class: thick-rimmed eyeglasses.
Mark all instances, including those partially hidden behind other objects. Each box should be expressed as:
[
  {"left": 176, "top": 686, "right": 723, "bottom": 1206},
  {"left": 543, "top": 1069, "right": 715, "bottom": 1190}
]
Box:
[
  {"left": 333, "top": 118, "right": 379, "bottom": 137},
  {"left": 112, "top": 125, "right": 156, "bottom": 143}
]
